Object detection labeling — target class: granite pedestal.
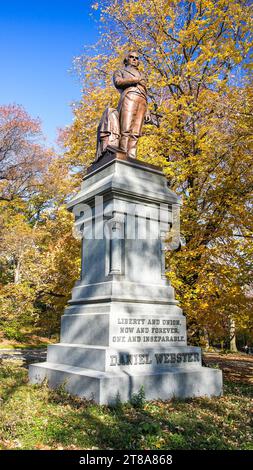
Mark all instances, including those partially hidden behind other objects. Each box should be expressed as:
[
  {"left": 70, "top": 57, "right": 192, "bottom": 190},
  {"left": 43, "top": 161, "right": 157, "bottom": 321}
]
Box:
[{"left": 29, "top": 151, "right": 222, "bottom": 404}]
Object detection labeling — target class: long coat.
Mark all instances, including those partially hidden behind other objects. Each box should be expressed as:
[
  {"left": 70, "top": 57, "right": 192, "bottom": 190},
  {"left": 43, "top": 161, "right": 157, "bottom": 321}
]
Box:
[{"left": 113, "top": 65, "right": 147, "bottom": 112}]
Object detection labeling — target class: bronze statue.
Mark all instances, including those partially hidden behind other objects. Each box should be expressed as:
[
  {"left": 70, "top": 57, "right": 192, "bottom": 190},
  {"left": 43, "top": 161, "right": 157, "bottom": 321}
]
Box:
[
  {"left": 113, "top": 51, "right": 151, "bottom": 158},
  {"left": 95, "top": 52, "right": 151, "bottom": 161}
]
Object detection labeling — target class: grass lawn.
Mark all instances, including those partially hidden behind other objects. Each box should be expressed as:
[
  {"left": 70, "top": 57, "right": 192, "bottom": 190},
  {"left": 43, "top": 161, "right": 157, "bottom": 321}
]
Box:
[{"left": 0, "top": 353, "right": 252, "bottom": 450}]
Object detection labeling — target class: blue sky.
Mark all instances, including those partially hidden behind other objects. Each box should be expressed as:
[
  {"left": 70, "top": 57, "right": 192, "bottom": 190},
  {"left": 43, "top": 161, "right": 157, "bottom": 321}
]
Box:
[{"left": 0, "top": 0, "right": 99, "bottom": 145}]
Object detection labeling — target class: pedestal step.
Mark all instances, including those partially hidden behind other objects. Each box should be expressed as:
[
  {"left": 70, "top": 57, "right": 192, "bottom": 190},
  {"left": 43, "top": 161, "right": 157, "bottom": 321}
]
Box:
[
  {"left": 47, "top": 343, "right": 203, "bottom": 372},
  {"left": 70, "top": 280, "right": 176, "bottom": 304},
  {"left": 29, "top": 361, "right": 222, "bottom": 405}
]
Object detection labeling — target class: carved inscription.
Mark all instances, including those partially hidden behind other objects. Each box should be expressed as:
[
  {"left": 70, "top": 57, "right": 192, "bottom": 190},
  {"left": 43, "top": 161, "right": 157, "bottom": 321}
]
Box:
[
  {"left": 112, "top": 317, "right": 186, "bottom": 344},
  {"left": 109, "top": 352, "right": 200, "bottom": 367}
]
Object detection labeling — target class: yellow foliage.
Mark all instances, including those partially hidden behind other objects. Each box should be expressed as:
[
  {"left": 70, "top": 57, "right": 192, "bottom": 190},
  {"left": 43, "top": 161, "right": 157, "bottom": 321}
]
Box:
[{"left": 62, "top": 0, "right": 253, "bottom": 346}]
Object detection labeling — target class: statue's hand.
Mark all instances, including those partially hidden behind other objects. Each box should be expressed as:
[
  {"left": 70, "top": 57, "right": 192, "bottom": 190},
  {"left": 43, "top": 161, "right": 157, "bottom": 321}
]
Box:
[
  {"left": 128, "top": 77, "right": 141, "bottom": 87},
  {"left": 139, "top": 79, "right": 146, "bottom": 87}
]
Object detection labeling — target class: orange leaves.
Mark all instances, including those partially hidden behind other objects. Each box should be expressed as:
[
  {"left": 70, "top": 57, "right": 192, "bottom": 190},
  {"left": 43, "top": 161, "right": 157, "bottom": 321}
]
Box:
[{"left": 0, "top": 104, "right": 51, "bottom": 202}]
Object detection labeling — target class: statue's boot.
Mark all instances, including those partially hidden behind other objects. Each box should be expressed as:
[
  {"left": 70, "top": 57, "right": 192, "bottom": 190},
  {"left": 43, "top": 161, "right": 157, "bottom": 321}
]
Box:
[{"left": 119, "top": 134, "right": 129, "bottom": 154}]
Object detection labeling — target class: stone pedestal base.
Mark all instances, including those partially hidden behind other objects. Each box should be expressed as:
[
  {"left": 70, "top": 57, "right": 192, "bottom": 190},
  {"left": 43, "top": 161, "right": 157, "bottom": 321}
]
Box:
[{"left": 29, "top": 152, "right": 223, "bottom": 404}]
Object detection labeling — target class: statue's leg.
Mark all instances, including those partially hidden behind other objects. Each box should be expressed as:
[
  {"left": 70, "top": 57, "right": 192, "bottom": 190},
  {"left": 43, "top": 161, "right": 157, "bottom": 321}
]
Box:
[
  {"left": 127, "top": 135, "right": 138, "bottom": 159},
  {"left": 119, "top": 93, "right": 138, "bottom": 153},
  {"left": 128, "top": 96, "right": 147, "bottom": 159}
]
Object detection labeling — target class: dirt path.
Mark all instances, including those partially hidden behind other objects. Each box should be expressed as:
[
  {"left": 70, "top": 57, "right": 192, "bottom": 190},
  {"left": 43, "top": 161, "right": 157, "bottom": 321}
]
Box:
[{"left": 0, "top": 349, "right": 46, "bottom": 368}]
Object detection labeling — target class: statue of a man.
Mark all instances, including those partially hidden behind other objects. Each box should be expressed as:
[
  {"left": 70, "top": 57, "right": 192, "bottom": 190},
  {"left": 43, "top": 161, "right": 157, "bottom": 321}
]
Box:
[{"left": 113, "top": 51, "right": 150, "bottom": 159}]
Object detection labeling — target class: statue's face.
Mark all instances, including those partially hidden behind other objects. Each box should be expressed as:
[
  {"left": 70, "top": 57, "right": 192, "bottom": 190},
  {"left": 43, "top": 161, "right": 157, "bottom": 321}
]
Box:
[{"left": 127, "top": 52, "right": 139, "bottom": 68}]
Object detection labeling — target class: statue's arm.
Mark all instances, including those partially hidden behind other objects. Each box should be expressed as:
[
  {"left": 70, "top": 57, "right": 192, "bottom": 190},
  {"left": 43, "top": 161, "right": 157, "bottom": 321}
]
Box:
[{"left": 113, "top": 70, "right": 140, "bottom": 89}]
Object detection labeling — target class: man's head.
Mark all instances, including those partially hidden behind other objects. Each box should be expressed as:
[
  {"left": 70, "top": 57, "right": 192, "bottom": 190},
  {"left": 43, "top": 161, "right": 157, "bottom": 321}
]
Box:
[{"left": 124, "top": 51, "right": 140, "bottom": 68}]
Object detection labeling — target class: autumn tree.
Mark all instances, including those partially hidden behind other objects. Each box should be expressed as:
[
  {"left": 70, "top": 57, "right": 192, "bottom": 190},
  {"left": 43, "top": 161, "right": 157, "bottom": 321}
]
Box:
[
  {"left": 0, "top": 104, "right": 50, "bottom": 202},
  {"left": 0, "top": 105, "right": 80, "bottom": 341},
  {"left": 62, "top": 0, "right": 253, "bottom": 349}
]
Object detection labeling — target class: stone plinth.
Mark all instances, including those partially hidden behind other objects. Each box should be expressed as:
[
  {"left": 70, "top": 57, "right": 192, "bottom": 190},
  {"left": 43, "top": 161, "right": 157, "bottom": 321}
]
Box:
[{"left": 29, "top": 151, "right": 222, "bottom": 404}]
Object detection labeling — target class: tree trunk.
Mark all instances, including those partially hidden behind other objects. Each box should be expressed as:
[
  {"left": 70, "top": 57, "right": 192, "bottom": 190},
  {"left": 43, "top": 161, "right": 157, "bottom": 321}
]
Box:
[
  {"left": 14, "top": 257, "right": 21, "bottom": 284},
  {"left": 203, "top": 328, "right": 210, "bottom": 349},
  {"left": 229, "top": 317, "right": 238, "bottom": 352}
]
